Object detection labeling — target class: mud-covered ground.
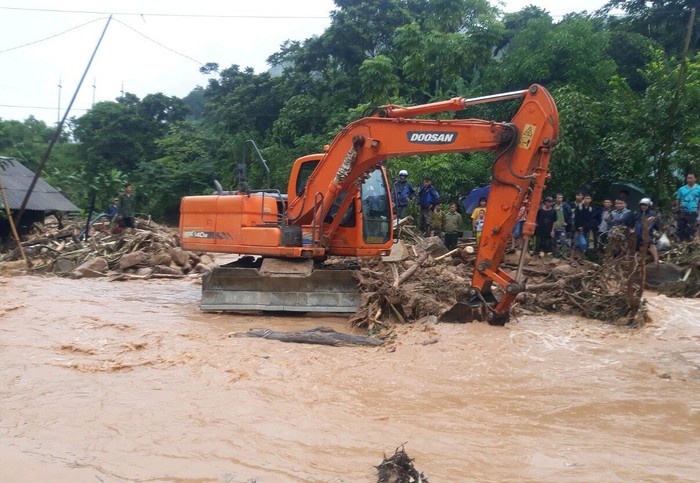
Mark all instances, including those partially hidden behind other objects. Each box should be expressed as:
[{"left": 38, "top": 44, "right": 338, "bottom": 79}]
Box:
[{"left": 1, "top": 275, "right": 699, "bottom": 482}]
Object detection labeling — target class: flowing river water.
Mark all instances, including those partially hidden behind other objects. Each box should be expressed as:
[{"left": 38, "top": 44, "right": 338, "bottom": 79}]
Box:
[{"left": 1, "top": 274, "right": 699, "bottom": 482}]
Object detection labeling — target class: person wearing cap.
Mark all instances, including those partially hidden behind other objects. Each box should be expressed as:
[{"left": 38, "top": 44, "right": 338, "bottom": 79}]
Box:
[
  {"left": 418, "top": 177, "right": 440, "bottom": 236},
  {"left": 634, "top": 197, "right": 661, "bottom": 265},
  {"left": 391, "top": 169, "right": 415, "bottom": 220},
  {"left": 535, "top": 196, "right": 557, "bottom": 257},
  {"left": 673, "top": 171, "right": 700, "bottom": 241}
]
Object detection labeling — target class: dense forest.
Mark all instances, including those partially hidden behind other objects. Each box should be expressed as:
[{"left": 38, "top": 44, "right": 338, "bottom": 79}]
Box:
[{"left": 1, "top": 0, "right": 699, "bottom": 221}]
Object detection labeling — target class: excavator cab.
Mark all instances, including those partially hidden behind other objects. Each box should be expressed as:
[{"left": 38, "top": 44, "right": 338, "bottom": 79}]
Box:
[
  {"left": 181, "top": 157, "right": 394, "bottom": 313},
  {"left": 360, "top": 169, "right": 392, "bottom": 245}
]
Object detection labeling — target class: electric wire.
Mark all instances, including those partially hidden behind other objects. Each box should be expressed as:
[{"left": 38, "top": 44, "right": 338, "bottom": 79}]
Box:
[
  {"left": 111, "top": 18, "right": 203, "bottom": 66},
  {"left": 0, "top": 4, "right": 641, "bottom": 19},
  {"left": 0, "top": 103, "right": 90, "bottom": 111},
  {"left": 0, "top": 6, "right": 329, "bottom": 19},
  {"left": 0, "top": 16, "right": 107, "bottom": 54}
]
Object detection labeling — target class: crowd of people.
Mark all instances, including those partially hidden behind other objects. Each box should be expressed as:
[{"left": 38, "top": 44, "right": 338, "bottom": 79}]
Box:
[{"left": 391, "top": 169, "right": 700, "bottom": 261}]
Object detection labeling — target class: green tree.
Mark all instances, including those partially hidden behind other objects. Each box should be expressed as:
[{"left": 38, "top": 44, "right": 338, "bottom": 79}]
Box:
[
  {"left": 601, "top": 51, "right": 700, "bottom": 204},
  {"left": 486, "top": 14, "right": 617, "bottom": 95},
  {"left": 602, "top": 0, "right": 698, "bottom": 56},
  {"left": 359, "top": 55, "right": 400, "bottom": 102},
  {"left": 0, "top": 117, "right": 61, "bottom": 169},
  {"left": 134, "top": 120, "right": 218, "bottom": 220},
  {"left": 547, "top": 86, "right": 608, "bottom": 198}
]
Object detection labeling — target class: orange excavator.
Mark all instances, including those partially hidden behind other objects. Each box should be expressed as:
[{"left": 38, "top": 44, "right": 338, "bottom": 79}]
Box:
[{"left": 179, "top": 84, "right": 559, "bottom": 324}]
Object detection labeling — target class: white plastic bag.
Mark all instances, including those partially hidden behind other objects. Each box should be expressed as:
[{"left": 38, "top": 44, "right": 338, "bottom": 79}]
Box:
[{"left": 657, "top": 233, "right": 671, "bottom": 251}]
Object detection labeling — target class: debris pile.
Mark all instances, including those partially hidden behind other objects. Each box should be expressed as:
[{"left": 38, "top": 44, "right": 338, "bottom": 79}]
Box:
[
  {"left": 658, "top": 240, "right": 700, "bottom": 298},
  {"left": 0, "top": 216, "right": 212, "bottom": 280},
  {"left": 518, "top": 226, "right": 646, "bottom": 326},
  {"left": 376, "top": 446, "right": 429, "bottom": 483},
  {"left": 350, "top": 226, "right": 646, "bottom": 330}
]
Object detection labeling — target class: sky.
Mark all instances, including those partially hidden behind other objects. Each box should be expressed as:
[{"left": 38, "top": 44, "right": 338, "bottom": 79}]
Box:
[{"left": 0, "top": 0, "right": 613, "bottom": 126}]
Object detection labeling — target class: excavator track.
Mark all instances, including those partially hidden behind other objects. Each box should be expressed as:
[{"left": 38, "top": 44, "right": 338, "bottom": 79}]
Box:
[{"left": 201, "top": 256, "right": 360, "bottom": 313}]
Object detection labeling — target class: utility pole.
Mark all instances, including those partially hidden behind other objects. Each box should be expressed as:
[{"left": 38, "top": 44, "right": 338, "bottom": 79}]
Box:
[
  {"left": 15, "top": 15, "right": 113, "bottom": 229},
  {"left": 92, "top": 77, "right": 96, "bottom": 107},
  {"left": 120, "top": 81, "right": 124, "bottom": 98},
  {"left": 57, "top": 77, "right": 62, "bottom": 125}
]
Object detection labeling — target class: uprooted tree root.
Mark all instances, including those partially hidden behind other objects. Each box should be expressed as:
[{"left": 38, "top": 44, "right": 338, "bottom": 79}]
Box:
[
  {"left": 376, "top": 445, "right": 429, "bottom": 483},
  {"left": 351, "top": 229, "right": 647, "bottom": 330},
  {"left": 520, "top": 228, "right": 647, "bottom": 326},
  {"left": 657, "top": 239, "right": 700, "bottom": 298},
  {"left": 349, "top": 237, "right": 473, "bottom": 331}
]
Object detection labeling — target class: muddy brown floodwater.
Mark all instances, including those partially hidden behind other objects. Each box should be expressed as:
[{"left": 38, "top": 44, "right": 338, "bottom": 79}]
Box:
[{"left": 1, "top": 275, "right": 700, "bottom": 482}]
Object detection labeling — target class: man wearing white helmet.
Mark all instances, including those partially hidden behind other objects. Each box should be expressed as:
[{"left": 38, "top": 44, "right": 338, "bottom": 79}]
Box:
[
  {"left": 391, "top": 169, "right": 415, "bottom": 219},
  {"left": 634, "top": 197, "right": 661, "bottom": 266}
]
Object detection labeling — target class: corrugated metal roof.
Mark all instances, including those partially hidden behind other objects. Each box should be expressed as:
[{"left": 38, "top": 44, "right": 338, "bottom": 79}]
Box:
[{"left": 0, "top": 156, "right": 80, "bottom": 212}]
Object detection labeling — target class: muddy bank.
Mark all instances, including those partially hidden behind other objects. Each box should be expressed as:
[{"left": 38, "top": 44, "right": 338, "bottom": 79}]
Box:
[{"left": 1, "top": 276, "right": 699, "bottom": 481}]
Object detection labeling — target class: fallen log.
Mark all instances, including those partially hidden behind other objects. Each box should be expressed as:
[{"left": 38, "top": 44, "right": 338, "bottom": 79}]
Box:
[
  {"left": 434, "top": 247, "right": 460, "bottom": 261},
  {"left": 398, "top": 251, "right": 430, "bottom": 285},
  {"left": 229, "top": 326, "right": 384, "bottom": 347}
]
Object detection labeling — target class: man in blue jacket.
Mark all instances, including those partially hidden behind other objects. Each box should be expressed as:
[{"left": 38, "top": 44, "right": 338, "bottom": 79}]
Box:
[
  {"left": 418, "top": 177, "right": 440, "bottom": 236},
  {"left": 391, "top": 169, "right": 415, "bottom": 220}
]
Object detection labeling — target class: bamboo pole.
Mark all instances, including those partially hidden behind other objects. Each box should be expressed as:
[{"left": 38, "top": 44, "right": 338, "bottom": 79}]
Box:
[{"left": 0, "top": 173, "right": 30, "bottom": 268}]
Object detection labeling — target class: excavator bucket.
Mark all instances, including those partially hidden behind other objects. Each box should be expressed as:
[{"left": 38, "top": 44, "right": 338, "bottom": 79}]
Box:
[
  {"left": 439, "top": 291, "right": 509, "bottom": 325},
  {"left": 201, "top": 257, "right": 360, "bottom": 313},
  {"left": 439, "top": 301, "right": 485, "bottom": 323}
]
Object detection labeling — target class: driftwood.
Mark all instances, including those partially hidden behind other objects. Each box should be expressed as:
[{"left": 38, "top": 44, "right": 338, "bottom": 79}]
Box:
[
  {"left": 349, "top": 224, "right": 650, "bottom": 329},
  {"left": 1, "top": 215, "right": 213, "bottom": 280},
  {"left": 108, "top": 272, "right": 188, "bottom": 282},
  {"left": 398, "top": 251, "right": 430, "bottom": 284},
  {"left": 389, "top": 263, "right": 400, "bottom": 287},
  {"left": 229, "top": 326, "right": 384, "bottom": 347},
  {"left": 434, "top": 247, "right": 460, "bottom": 261},
  {"left": 377, "top": 446, "right": 429, "bottom": 483}
]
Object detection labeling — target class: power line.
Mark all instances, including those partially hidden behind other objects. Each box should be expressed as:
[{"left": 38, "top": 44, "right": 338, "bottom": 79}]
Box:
[
  {"left": 111, "top": 18, "right": 203, "bottom": 66},
  {"left": 0, "top": 16, "right": 107, "bottom": 54},
  {"left": 0, "top": 103, "right": 90, "bottom": 111},
  {"left": 0, "top": 5, "right": 329, "bottom": 19}
]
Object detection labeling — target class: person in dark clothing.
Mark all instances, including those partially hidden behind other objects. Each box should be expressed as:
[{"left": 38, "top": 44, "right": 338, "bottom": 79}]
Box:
[
  {"left": 417, "top": 177, "right": 440, "bottom": 236},
  {"left": 391, "top": 169, "right": 415, "bottom": 219},
  {"left": 571, "top": 194, "right": 595, "bottom": 263},
  {"left": 570, "top": 191, "right": 584, "bottom": 211},
  {"left": 117, "top": 183, "right": 136, "bottom": 233},
  {"left": 443, "top": 203, "right": 462, "bottom": 250},
  {"left": 607, "top": 198, "right": 634, "bottom": 228},
  {"left": 105, "top": 198, "right": 119, "bottom": 220},
  {"left": 535, "top": 196, "right": 557, "bottom": 256}
]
